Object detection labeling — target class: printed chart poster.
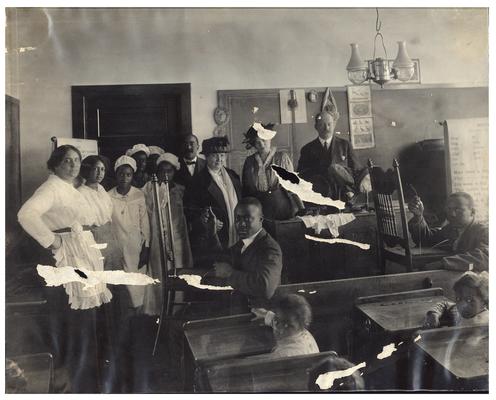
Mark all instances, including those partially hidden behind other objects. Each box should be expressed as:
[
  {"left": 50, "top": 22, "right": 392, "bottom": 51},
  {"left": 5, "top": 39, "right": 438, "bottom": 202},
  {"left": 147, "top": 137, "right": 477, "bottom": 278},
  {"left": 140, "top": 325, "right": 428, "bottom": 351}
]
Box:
[{"left": 347, "top": 85, "right": 375, "bottom": 149}]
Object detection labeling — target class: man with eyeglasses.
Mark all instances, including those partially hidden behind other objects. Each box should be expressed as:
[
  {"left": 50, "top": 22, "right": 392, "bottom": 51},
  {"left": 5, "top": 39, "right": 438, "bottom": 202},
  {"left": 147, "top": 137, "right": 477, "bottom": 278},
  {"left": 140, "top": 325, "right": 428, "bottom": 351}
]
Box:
[{"left": 407, "top": 192, "right": 488, "bottom": 271}]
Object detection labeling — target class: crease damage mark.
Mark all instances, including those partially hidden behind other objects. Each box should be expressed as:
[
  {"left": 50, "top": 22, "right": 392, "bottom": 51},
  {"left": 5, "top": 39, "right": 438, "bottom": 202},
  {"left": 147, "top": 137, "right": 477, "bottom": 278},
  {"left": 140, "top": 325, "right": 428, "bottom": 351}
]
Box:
[
  {"left": 271, "top": 165, "right": 346, "bottom": 210},
  {"left": 305, "top": 234, "right": 370, "bottom": 250},
  {"left": 37, "top": 264, "right": 159, "bottom": 291},
  {"left": 176, "top": 274, "right": 233, "bottom": 291},
  {"left": 377, "top": 343, "right": 398, "bottom": 360},
  {"left": 315, "top": 361, "right": 366, "bottom": 390}
]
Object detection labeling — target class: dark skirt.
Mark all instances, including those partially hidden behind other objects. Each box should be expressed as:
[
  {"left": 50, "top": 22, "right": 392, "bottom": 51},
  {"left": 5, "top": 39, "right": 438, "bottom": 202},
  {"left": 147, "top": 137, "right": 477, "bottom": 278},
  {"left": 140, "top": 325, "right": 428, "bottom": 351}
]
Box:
[{"left": 253, "top": 187, "right": 295, "bottom": 220}]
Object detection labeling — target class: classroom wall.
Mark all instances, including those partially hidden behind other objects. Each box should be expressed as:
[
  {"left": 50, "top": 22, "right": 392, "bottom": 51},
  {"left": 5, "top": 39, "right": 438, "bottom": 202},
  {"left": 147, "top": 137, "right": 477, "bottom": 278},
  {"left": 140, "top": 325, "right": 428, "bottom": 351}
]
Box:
[{"left": 5, "top": 8, "right": 488, "bottom": 201}]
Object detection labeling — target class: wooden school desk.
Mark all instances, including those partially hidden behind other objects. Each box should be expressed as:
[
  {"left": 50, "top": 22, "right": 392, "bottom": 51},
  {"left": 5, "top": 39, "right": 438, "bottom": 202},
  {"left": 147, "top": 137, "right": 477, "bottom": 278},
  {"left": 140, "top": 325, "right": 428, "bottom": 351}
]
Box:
[
  {"left": 184, "top": 314, "right": 275, "bottom": 365},
  {"left": 200, "top": 350, "right": 339, "bottom": 393},
  {"left": 183, "top": 313, "right": 275, "bottom": 390},
  {"left": 355, "top": 288, "right": 450, "bottom": 335},
  {"left": 352, "top": 287, "right": 451, "bottom": 389},
  {"left": 264, "top": 211, "right": 378, "bottom": 283},
  {"left": 412, "top": 324, "right": 488, "bottom": 391}
]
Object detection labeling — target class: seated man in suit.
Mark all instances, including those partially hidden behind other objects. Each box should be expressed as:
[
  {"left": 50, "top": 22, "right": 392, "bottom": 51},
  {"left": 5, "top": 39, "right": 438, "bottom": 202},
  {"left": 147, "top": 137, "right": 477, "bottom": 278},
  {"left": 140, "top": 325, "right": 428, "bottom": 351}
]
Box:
[
  {"left": 210, "top": 197, "right": 283, "bottom": 307},
  {"left": 175, "top": 133, "right": 206, "bottom": 189},
  {"left": 408, "top": 192, "right": 488, "bottom": 271},
  {"left": 297, "top": 110, "right": 370, "bottom": 202}
]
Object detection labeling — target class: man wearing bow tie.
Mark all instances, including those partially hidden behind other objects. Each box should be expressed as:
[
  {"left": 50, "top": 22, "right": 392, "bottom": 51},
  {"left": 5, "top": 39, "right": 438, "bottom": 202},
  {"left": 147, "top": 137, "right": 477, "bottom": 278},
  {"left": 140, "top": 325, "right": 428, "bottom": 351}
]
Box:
[
  {"left": 211, "top": 197, "right": 282, "bottom": 307},
  {"left": 297, "top": 111, "right": 370, "bottom": 202},
  {"left": 408, "top": 192, "right": 488, "bottom": 272},
  {"left": 175, "top": 134, "right": 206, "bottom": 189}
]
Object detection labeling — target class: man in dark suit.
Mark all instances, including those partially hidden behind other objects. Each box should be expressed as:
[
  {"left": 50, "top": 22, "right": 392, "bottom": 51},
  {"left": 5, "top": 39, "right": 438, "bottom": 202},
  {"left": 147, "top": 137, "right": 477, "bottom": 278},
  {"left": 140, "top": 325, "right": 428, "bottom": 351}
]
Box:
[
  {"left": 297, "top": 111, "right": 370, "bottom": 201},
  {"left": 184, "top": 136, "right": 242, "bottom": 255},
  {"left": 175, "top": 134, "right": 207, "bottom": 189},
  {"left": 408, "top": 192, "right": 488, "bottom": 272},
  {"left": 212, "top": 197, "right": 282, "bottom": 306}
]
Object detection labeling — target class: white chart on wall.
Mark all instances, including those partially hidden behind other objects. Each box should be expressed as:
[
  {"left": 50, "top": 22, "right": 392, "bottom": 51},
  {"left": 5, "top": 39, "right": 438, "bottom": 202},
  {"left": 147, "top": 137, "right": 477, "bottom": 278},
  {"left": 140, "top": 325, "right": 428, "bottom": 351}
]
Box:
[{"left": 443, "top": 118, "right": 488, "bottom": 222}]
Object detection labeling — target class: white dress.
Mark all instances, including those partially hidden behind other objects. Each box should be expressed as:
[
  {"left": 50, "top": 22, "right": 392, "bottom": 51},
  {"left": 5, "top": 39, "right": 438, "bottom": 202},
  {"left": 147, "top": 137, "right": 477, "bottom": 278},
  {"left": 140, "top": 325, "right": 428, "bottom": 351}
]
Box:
[
  {"left": 108, "top": 186, "right": 150, "bottom": 307},
  {"left": 77, "top": 184, "right": 113, "bottom": 226},
  {"left": 17, "top": 174, "right": 112, "bottom": 310},
  {"left": 78, "top": 184, "right": 124, "bottom": 270}
]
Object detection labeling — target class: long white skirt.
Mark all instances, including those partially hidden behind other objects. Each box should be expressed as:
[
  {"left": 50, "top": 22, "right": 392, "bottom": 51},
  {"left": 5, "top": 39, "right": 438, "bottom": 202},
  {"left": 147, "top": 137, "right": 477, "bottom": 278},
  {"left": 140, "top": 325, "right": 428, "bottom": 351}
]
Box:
[{"left": 52, "top": 229, "right": 113, "bottom": 310}]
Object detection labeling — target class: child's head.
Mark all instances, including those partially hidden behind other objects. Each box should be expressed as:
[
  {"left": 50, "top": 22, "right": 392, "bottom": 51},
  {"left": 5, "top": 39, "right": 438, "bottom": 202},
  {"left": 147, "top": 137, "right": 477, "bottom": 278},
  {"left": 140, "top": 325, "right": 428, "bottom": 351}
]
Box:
[
  {"left": 114, "top": 155, "right": 136, "bottom": 191},
  {"left": 308, "top": 356, "right": 365, "bottom": 391},
  {"left": 270, "top": 294, "right": 312, "bottom": 339},
  {"left": 453, "top": 271, "right": 489, "bottom": 319}
]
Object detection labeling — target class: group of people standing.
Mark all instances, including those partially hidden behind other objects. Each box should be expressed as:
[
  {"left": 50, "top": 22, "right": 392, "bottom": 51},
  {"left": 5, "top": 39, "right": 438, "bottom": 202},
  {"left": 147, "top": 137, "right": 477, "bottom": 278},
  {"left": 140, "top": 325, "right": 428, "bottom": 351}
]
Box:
[{"left": 15, "top": 121, "right": 316, "bottom": 392}]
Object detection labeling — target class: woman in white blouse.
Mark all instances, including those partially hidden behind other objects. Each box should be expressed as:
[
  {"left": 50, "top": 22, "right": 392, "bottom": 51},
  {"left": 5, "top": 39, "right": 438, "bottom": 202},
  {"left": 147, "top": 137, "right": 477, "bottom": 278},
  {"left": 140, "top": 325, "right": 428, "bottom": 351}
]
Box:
[
  {"left": 17, "top": 145, "right": 113, "bottom": 392},
  {"left": 78, "top": 155, "right": 124, "bottom": 271},
  {"left": 18, "top": 146, "right": 112, "bottom": 309},
  {"left": 108, "top": 155, "right": 150, "bottom": 308}
]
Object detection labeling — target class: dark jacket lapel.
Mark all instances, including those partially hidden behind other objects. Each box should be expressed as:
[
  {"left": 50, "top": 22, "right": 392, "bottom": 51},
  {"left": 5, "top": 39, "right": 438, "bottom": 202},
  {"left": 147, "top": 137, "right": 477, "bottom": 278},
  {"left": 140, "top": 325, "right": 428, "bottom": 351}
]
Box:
[
  {"left": 206, "top": 171, "right": 229, "bottom": 219},
  {"left": 239, "top": 229, "right": 267, "bottom": 261}
]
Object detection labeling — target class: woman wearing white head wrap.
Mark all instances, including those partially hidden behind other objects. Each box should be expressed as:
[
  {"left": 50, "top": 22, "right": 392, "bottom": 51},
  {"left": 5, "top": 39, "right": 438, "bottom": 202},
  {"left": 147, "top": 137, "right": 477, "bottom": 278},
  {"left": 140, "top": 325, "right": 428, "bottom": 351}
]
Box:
[
  {"left": 146, "top": 146, "right": 166, "bottom": 176},
  {"left": 108, "top": 155, "right": 150, "bottom": 308},
  {"left": 242, "top": 123, "right": 304, "bottom": 220},
  {"left": 141, "top": 153, "right": 193, "bottom": 315},
  {"left": 126, "top": 144, "right": 150, "bottom": 188}
]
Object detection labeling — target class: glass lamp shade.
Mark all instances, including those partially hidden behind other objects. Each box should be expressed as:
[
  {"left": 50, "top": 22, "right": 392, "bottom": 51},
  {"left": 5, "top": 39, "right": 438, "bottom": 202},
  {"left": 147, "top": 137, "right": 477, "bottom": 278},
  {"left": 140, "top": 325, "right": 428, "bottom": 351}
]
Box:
[
  {"left": 393, "top": 41, "right": 415, "bottom": 82},
  {"left": 346, "top": 43, "right": 368, "bottom": 84}
]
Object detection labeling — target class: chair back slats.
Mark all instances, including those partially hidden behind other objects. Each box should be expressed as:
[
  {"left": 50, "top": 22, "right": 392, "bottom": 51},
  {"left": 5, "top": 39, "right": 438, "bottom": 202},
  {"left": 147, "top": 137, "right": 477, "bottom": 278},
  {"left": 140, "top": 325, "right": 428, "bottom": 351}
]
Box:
[{"left": 368, "top": 158, "right": 413, "bottom": 271}]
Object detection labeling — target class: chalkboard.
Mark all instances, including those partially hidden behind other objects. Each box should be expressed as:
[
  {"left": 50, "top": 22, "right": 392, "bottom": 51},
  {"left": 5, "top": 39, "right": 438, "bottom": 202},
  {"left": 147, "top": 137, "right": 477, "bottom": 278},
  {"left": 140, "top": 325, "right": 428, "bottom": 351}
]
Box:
[
  {"left": 443, "top": 118, "right": 488, "bottom": 222},
  {"left": 216, "top": 85, "right": 488, "bottom": 182}
]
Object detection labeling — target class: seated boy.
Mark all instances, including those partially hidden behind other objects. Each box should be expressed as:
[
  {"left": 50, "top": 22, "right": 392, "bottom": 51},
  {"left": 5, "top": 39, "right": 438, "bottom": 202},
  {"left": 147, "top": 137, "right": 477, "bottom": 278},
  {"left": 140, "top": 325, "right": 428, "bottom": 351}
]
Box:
[
  {"left": 423, "top": 271, "right": 489, "bottom": 328},
  {"left": 308, "top": 356, "right": 365, "bottom": 391},
  {"left": 251, "top": 294, "right": 319, "bottom": 358}
]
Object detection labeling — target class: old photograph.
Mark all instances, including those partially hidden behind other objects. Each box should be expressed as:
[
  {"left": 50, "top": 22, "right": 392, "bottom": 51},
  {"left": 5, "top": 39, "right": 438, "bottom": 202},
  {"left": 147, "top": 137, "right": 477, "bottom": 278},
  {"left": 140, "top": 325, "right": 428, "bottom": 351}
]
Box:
[{"left": 4, "top": 6, "right": 490, "bottom": 394}]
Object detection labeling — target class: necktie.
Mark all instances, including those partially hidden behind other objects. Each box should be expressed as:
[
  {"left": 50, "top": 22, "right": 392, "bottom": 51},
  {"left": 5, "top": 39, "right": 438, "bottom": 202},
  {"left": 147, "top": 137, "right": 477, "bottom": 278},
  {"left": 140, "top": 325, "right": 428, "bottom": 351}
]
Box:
[
  {"left": 323, "top": 142, "right": 328, "bottom": 151},
  {"left": 233, "top": 240, "right": 244, "bottom": 255}
]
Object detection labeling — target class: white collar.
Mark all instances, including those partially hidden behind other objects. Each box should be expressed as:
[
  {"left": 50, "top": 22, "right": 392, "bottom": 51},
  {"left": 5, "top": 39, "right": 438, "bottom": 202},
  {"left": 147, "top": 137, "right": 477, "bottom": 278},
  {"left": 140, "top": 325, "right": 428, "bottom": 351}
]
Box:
[
  {"left": 184, "top": 157, "right": 198, "bottom": 163},
  {"left": 318, "top": 136, "right": 333, "bottom": 147},
  {"left": 241, "top": 228, "right": 263, "bottom": 249},
  {"left": 208, "top": 166, "right": 223, "bottom": 176}
]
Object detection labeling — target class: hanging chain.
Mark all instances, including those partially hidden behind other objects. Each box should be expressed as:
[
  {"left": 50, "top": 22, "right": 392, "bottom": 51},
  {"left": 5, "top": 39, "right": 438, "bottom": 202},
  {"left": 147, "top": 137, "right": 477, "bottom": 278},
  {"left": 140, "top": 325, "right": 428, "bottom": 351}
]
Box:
[{"left": 372, "top": 8, "right": 388, "bottom": 61}]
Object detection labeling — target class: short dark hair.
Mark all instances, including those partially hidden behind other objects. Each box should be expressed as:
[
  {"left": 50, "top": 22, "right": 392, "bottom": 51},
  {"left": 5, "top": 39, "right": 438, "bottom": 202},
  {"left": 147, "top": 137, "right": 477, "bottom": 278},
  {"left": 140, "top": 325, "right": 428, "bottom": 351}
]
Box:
[
  {"left": 46, "top": 145, "right": 82, "bottom": 172},
  {"left": 270, "top": 294, "right": 312, "bottom": 331},
  {"left": 80, "top": 155, "right": 106, "bottom": 180},
  {"left": 308, "top": 356, "right": 365, "bottom": 391},
  {"left": 448, "top": 192, "right": 475, "bottom": 211},
  {"left": 184, "top": 134, "right": 199, "bottom": 145},
  {"left": 235, "top": 197, "right": 263, "bottom": 213},
  {"left": 453, "top": 271, "right": 489, "bottom": 306}
]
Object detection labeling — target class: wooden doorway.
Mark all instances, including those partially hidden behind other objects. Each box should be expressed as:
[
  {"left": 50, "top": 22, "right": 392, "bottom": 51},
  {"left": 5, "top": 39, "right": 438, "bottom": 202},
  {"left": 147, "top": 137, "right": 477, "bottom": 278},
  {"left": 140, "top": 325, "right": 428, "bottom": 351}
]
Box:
[{"left": 72, "top": 83, "right": 192, "bottom": 163}]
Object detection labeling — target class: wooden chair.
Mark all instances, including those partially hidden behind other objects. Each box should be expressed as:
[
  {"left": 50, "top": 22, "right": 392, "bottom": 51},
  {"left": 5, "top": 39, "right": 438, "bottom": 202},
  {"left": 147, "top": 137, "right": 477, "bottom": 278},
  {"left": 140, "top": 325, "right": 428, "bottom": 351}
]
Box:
[{"left": 367, "top": 159, "right": 448, "bottom": 273}]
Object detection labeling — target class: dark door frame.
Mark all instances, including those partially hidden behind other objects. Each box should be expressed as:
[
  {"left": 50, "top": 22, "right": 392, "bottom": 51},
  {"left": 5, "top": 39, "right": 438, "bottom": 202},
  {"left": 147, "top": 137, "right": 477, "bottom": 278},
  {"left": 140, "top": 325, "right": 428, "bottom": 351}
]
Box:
[{"left": 71, "top": 83, "right": 192, "bottom": 140}]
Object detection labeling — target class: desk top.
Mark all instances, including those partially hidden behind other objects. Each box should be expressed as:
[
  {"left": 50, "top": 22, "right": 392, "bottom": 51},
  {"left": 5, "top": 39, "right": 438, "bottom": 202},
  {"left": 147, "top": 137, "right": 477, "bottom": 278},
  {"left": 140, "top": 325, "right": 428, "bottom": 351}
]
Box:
[
  {"left": 415, "top": 325, "right": 488, "bottom": 380},
  {"left": 356, "top": 288, "right": 450, "bottom": 332},
  {"left": 205, "top": 350, "right": 336, "bottom": 392},
  {"left": 184, "top": 314, "right": 275, "bottom": 364}
]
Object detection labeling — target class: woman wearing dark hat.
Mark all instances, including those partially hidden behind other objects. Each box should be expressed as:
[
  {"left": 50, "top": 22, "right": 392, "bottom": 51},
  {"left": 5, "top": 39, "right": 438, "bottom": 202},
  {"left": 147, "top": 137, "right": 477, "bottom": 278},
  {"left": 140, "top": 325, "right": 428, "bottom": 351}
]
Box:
[
  {"left": 184, "top": 136, "right": 242, "bottom": 253},
  {"left": 242, "top": 123, "right": 304, "bottom": 220}
]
